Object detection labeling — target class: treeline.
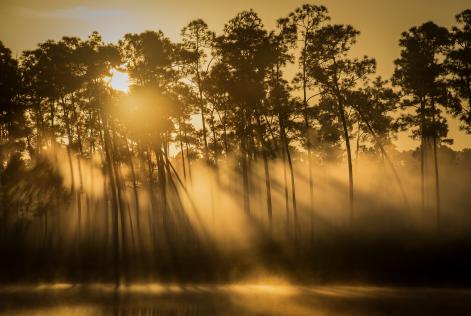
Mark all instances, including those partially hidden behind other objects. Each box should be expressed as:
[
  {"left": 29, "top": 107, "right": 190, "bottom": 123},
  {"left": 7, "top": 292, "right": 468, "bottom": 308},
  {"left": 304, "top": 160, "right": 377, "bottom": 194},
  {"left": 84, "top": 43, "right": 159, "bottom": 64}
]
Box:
[{"left": 0, "top": 5, "right": 470, "bottom": 284}]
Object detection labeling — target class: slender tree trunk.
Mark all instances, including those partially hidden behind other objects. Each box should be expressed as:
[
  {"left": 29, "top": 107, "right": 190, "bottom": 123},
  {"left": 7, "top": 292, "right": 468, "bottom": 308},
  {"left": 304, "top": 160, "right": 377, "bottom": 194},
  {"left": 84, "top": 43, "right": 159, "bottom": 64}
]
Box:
[
  {"left": 262, "top": 150, "right": 272, "bottom": 231},
  {"left": 62, "top": 103, "right": 76, "bottom": 193},
  {"left": 280, "top": 120, "right": 297, "bottom": 236},
  {"left": 155, "top": 138, "right": 168, "bottom": 225},
  {"left": 102, "top": 173, "right": 109, "bottom": 265},
  {"left": 126, "top": 201, "right": 136, "bottom": 252},
  {"left": 281, "top": 133, "right": 290, "bottom": 236},
  {"left": 146, "top": 146, "right": 157, "bottom": 243},
  {"left": 75, "top": 144, "right": 84, "bottom": 246},
  {"left": 87, "top": 160, "right": 93, "bottom": 243},
  {"left": 197, "top": 61, "right": 209, "bottom": 163},
  {"left": 76, "top": 157, "right": 82, "bottom": 243},
  {"left": 208, "top": 117, "right": 218, "bottom": 224},
  {"left": 241, "top": 115, "right": 251, "bottom": 215},
  {"left": 354, "top": 105, "right": 410, "bottom": 210},
  {"left": 101, "top": 116, "right": 120, "bottom": 288},
  {"left": 431, "top": 100, "right": 441, "bottom": 229},
  {"left": 50, "top": 99, "right": 55, "bottom": 139},
  {"left": 420, "top": 100, "right": 426, "bottom": 220},
  {"left": 62, "top": 100, "right": 81, "bottom": 245},
  {"left": 184, "top": 128, "right": 193, "bottom": 183},
  {"left": 110, "top": 131, "right": 129, "bottom": 285},
  {"left": 336, "top": 93, "right": 354, "bottom": 225},
  {"left": 178, "top": 117, "right": 187, "bottom": 182},
  {"left": 126, "top": 139, "right": 141, "bottom": 233},
  {"left": 211, "top": 118, "right": 219, "bottom": 167},
  {"left": 255, "top": 114, "right": 272, "bottom": 231},
  {"left": 74, "top": 105, "right": 85, "bottom": 243},
  {"left": 301, "top": 57, "right": 315, "bottom": 234},
  {"left": 163, "top": 134, "right": 172, "bottom": 187},
  {"left": 222, "top": 112, "right": 229, "bottom": 156},
  {"left": 241, "top": 146, "right": 250, "bottom": 215},
  {"left": 355, "top": 121, "right": 361, "bottom": 172},
  {"left": 34, "top": 103, "right": 43, "bottom": 154}
]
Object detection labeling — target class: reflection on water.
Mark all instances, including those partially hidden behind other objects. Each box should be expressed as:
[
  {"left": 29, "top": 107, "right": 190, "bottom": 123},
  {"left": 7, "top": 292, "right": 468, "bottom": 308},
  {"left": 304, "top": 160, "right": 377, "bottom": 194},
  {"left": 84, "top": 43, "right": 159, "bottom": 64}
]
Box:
[{"left": 1, "top": 283, "right": 471, "bottom": 316}]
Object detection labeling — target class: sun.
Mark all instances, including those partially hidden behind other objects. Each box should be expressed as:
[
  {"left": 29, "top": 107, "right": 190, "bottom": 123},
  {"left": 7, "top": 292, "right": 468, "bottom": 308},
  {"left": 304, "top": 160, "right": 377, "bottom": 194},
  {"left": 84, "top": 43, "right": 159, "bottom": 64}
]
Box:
[{"left": 106, "top": 69, "right": 130, "bottom": 93}]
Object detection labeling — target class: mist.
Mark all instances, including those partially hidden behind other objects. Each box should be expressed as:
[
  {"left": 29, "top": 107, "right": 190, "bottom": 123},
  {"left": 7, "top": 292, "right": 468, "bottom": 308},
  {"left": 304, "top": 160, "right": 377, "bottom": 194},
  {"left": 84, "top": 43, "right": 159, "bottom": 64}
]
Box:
[
  {"left": 1, "top": 144, "right": 470, "bottom": 287},
  {"left": 1, "top": 2, "right": 471, "bottom": 315}
]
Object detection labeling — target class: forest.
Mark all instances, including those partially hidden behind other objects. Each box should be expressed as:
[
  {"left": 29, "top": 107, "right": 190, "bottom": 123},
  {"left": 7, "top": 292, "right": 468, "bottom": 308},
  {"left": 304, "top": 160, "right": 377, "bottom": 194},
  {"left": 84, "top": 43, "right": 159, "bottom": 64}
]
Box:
[{"left": 0, "top": 4, "right": 470, "bottom": 288}]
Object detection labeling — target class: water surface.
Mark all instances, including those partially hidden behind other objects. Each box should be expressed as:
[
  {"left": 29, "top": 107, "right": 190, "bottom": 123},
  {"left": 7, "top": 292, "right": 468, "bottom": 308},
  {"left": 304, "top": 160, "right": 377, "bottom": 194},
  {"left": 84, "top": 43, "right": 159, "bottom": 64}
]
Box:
[{"left": 1, "top": 284, "right": 471, "bottom": 315}]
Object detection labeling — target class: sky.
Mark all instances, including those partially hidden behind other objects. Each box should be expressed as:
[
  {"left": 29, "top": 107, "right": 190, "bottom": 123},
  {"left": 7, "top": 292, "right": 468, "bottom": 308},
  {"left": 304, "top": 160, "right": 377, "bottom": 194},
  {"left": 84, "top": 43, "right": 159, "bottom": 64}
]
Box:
[{"left": 1, "top": 0, "right": 470, "bottom": 150}]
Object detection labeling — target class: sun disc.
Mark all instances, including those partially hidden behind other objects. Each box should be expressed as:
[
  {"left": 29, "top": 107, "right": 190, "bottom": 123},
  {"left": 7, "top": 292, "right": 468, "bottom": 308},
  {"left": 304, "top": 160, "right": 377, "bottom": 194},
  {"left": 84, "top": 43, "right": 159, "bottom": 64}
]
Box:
[{"left": 107, "top": 69, "right": 130, "bottom": 93}]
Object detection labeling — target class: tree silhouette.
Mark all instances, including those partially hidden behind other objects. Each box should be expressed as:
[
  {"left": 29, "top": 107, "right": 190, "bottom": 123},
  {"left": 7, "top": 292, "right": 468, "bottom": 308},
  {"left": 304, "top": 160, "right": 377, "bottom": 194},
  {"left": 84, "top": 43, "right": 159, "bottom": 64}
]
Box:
[
  {"left": 0, "top": 6, "right": 470, "bottom": 287},
  {"left": 0, "top": 41, "right": 27, "bottom": 156},
  {"left": 447, "top": 9, "right": 471, "bottom": 133},
  {"left": 393, "top": 22, "right": 452, "bottom": 227},
  {"left": 305, "top": 23, "right": 376, "bottom": 224},
  {"left": 215, "top": 10, "right": 272, "bottom": 216},
  {"left": 280, "top": 4, "right": 330, "bottom": 220},
  {"left": 180, "top": 19, "right": 215, "bottom": 164}
]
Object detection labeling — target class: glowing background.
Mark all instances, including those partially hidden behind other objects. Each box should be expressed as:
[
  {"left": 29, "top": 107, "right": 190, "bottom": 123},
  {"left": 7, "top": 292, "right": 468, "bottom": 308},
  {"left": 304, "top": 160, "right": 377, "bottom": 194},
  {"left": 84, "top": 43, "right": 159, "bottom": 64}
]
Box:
[{"left": 1, "top": 0, "right": 469, "bottom": 150}]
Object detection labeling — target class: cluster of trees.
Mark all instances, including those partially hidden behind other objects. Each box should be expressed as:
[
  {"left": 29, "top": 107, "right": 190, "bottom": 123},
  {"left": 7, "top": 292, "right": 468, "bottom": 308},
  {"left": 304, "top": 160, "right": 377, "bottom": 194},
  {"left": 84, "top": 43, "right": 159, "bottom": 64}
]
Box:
[{"left": 0, "top": 4, "right": 470, "bottom": 283}]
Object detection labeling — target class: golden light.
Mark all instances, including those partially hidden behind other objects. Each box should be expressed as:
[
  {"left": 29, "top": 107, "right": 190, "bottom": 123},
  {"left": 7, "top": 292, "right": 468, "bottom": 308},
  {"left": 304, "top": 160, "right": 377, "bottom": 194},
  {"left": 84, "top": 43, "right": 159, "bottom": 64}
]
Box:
[{"left": 106, "top": 69, "right": 130, "bottom": 93}]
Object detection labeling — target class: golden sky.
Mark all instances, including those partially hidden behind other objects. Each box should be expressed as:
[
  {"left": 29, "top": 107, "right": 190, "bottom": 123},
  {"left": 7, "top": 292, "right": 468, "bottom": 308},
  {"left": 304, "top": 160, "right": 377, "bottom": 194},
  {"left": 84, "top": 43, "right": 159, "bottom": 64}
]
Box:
[{"left": 1, "top": 0, "right": 470, "bottom": 150}]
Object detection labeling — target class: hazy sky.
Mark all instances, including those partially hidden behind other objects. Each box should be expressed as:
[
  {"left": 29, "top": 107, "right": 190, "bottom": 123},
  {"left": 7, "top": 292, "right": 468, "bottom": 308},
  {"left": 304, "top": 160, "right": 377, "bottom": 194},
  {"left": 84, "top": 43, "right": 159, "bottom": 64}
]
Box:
[{"left": 1, "top": 0, "right": 470, "bottom": 150}]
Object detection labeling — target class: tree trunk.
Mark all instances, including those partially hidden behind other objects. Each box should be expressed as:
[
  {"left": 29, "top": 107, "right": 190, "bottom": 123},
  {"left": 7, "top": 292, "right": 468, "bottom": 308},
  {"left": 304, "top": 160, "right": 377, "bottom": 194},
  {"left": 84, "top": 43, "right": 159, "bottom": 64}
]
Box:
[
  {"left": 354, "top": 105, "right": 410, "bottom": 210},
  {"left": 126, "top": 139, "right": 141, "bottom": 233},
  {"left": 110, "top": 131, "right": 128, "bottom": 282},
  {"left": 420, "top": 99, "right": 426, "bottom": 220},
  {"left": 302, "top": 61, "right": 315, "bottom": 236},
  {"left": 197, "top": 63, "right": 209, "bottom": 163},
  {"left": 355, "top": 121, "right": 361, "bottom": 172},
  {"left": 184, "top": 129, "right": 193, "bottom": 183},
  {"left": 178, "top": 117, "right": 187, "bottom": 182},
  {"left": 281, "top": 133, "right": 290, "bottom": 237},
  {"left": 155, "top": 139, "right": 168, "bottom": 226},
  {"left": 211, "top": 118, "right": 219, "bottom": 167},
  {"left": 241, "top": 118, "right": 251, "bottom": 215},
  {"left": 222, "top": 111, "right": 229, "bottom": 156},
  {"left": 62, "top": 103, "right": 76, "bottom": 193},
  {"left": 280, "top": 120, "right": 297, "bottom": 236},
  {"left": 431, "top": 100, "right": 441, "bottom": 230},
  {"left": 241, "top": 147, "right": 250, "bottom": 215},
  {"left": 74, "top": 105, "right": 85, "bottom": 244},
  {"left": 255, "top": 114, "right": 272, "bottom": 232},
  {"left": 336, "top": 93, "right": 354, "bottom": 225},
  {"left": 101, "top": 117, "right": 121, "bottom": 288}
]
